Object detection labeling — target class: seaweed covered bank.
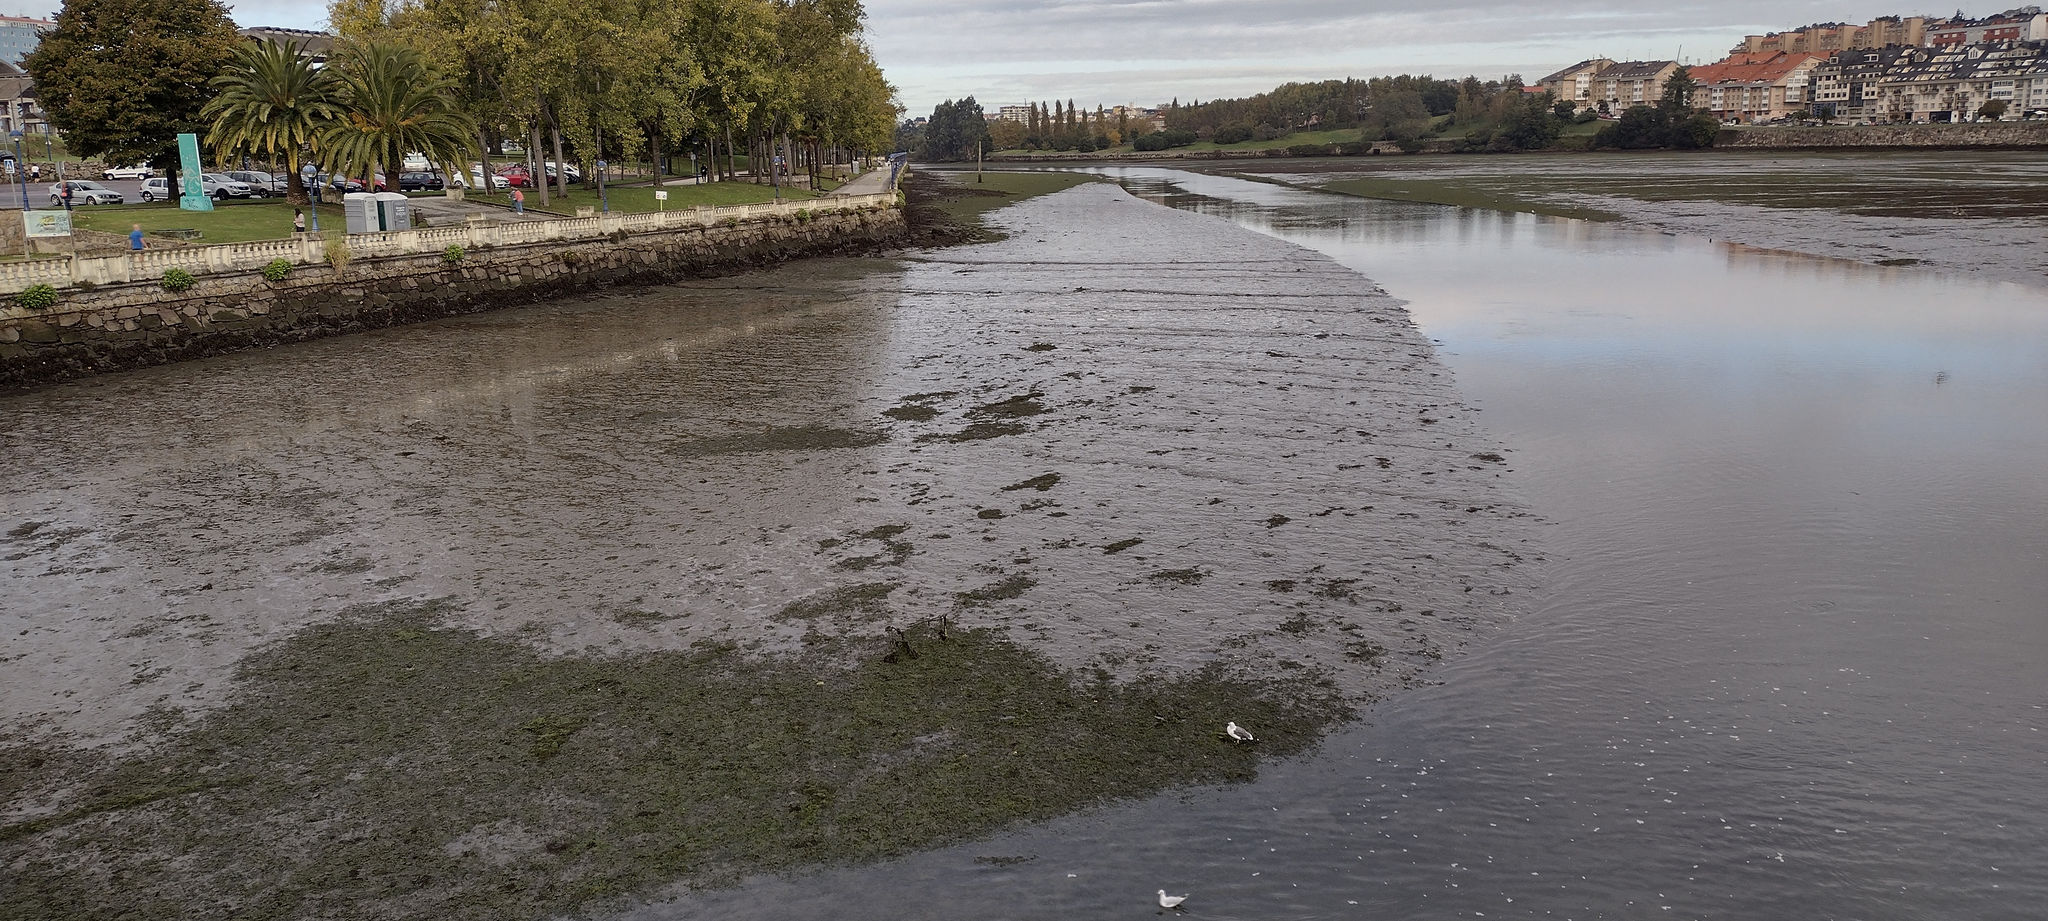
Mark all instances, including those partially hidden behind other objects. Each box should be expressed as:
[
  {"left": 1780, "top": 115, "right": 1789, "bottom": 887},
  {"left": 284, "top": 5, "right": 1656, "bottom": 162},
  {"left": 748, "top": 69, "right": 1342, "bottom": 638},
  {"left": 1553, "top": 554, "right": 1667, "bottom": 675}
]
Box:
[{"left": 0, "top": 182, "right": 1537, "bottom": 919}]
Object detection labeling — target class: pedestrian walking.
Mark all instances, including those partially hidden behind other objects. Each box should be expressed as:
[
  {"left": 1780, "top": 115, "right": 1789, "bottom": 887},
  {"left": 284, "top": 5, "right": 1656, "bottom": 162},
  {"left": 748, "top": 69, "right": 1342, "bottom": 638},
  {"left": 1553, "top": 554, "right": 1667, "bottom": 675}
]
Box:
[
  {"left": 129, "top": 224, "right": 144, "bottom": 251},
  {"left": 293, "top": 208, "right": 306, "bottom": 234},
  {"left": 28, "top": 163, "right": 38, "bottom": 181},
  {"left": 511, "top": 186, "right": 524, "bottom": 214},
  {"left": 60, "top": 183, "right": 72, "bottom": 210}
]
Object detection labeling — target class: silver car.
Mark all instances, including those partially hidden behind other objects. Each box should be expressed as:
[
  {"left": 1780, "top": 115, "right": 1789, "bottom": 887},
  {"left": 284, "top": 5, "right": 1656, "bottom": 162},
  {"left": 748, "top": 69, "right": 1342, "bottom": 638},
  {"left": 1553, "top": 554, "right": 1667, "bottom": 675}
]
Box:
[
  {"left": 48, "top": 180, "right": 125, "bottom": 206},
  {"left": 139, "top": 177, "right": 170, "bottom": 202},
  {"left": 222, "top": 170, "right": 285, "bottom": 197},
  {"left": 201, "top": 173, "right": 255, "bottom": 200}
]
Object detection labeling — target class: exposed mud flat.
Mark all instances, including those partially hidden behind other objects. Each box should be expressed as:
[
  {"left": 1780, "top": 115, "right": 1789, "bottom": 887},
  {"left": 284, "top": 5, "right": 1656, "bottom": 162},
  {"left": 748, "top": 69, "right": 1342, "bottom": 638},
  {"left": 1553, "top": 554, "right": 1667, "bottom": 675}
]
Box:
[
  {"left": 1212, "top": 150, "right": 2048, "bottom": 288},
  {"left": 0, "top": 182, "right": 1535, "bottom": 917}
]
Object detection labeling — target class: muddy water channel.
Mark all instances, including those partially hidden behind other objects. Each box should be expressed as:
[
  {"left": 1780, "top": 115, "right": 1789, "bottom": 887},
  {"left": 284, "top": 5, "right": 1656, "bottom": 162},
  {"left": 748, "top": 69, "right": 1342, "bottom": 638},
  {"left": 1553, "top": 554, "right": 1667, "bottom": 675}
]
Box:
[{"left": 644, "top": 172, "right": 2048, "bottom": 920}]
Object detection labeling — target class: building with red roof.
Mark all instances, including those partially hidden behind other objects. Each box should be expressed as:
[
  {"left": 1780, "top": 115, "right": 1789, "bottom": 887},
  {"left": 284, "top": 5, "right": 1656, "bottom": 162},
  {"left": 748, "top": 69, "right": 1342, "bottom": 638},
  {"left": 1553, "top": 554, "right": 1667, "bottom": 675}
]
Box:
[{"left": 1686, "top": 52, "right": 1828, "bottom": 122}]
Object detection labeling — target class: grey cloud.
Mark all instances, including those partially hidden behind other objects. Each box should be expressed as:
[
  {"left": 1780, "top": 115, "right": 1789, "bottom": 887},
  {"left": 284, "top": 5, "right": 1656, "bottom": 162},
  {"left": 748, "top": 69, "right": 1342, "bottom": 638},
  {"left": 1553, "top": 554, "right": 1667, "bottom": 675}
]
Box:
[{"left": 869, "top": 0, "right": 1884, "bottom": 111}]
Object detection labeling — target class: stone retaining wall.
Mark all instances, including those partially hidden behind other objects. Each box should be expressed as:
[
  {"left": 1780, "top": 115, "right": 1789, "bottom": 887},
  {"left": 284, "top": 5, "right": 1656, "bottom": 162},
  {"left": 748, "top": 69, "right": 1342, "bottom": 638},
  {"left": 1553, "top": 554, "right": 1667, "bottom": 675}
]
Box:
[
  {"left": 0, "top": 204, "right": 905, "bottom": 390},
  {"left": 1717, "top": 122, "right": 2048, "bottom": 149}
]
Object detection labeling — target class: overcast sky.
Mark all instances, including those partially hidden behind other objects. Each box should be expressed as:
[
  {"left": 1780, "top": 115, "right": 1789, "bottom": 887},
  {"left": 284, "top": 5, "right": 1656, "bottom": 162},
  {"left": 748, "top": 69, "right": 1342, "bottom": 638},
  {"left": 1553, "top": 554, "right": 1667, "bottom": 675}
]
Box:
[{"left": 5, "top": 0, "right": 1941, "bottom": 113}]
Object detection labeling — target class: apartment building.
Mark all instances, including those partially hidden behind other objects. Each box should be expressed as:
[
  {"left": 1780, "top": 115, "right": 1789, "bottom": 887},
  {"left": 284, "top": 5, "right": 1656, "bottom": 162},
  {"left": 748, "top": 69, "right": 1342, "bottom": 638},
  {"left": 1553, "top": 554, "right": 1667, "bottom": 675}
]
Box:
[
  {"left": 1735, "top": 16, "right": 1930, "bottom": 55},
  {"left": 1810, "top": 47, "right": 1919, "bottom": 120},
  {"left": 238, "top": 26, "right": 335, "bottom": 64},
  {"left": 1927, "top": 10, "right": 2048, "bottom": 45},
  {"left": 1536, "top": 59, "right": 1614, "bottom": 102},
  {"left": 0, "top": 15, "right": 51, "bottom": 65},
  {"left": 1687, "top": 52, "right": 1826, "bottom": 122},
  {"left": 0, "top": 60, "right": 46, "bottom": 138},
  {"left": 1586, "top": 60, "right": 1680, "bottom": 111},
  {"left": 1864, "top": 40, "right": 2048, "bottom": 121}
]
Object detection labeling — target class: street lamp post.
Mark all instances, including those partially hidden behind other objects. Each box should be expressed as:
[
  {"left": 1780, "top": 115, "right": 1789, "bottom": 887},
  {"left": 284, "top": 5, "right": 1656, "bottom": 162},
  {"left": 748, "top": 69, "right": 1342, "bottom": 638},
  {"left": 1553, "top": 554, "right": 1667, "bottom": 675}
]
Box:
[
  {"left": 10, "top": 130, "right": 25, "bottom": 211},
  {"left": 300, "top": 162, "right": 321, "bottom": 233}
]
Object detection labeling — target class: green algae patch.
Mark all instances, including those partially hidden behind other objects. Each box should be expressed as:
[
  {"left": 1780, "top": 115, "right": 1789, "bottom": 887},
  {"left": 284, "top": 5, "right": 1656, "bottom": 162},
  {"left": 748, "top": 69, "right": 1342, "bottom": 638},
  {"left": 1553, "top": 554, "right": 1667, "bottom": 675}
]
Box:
[
  {"left": 1001, "top": 473, "right": 1061, "bottom": 492},
  {"left": 882, "top": 404, "right": 939, "bottom": 422},
  {"left": 778, "top": 582, "right": 899, "bottom": 620},
  {"left": 0, "top": 600, "right": 1344, "bottom": 921},
  {"left": 970, "top": 392, "right": 1047, "bottom": 419},
  {"left": 955, "top": 574, "right": 1037, "bottom": 606}
]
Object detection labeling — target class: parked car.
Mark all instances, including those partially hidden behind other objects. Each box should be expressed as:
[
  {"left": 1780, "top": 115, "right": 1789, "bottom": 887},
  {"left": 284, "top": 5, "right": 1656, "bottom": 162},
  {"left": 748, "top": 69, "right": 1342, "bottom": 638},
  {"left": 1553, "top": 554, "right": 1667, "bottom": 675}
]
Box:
[
  {"left": 49, "top": 180, "right": 125, "bottom": 205},
  {"left": 223, "top": 170, "right": 285, "bottom": 197},
  {"left": 466, "top": 165, "right": 509, "bottom": 189},
  {"left": 397, "top": 171, "right": 445, "bottom": 191},
  {"left": 498, "top": 164, "right": 536, "bottom": 187},
  {"left": 199, "top": 173, "right": 255, "bottom": 200},
  {"left": 139, "top": 177, "right": 170, "bottom": 202},
  {"left": 102, "top": 164, "right": 153, "bottom": 180},
  {"left": 546, "top": 161, "right": 583, "bottom": 183},
  {"left": 318, "top": 174, "right": 366, "bottom": 193}
]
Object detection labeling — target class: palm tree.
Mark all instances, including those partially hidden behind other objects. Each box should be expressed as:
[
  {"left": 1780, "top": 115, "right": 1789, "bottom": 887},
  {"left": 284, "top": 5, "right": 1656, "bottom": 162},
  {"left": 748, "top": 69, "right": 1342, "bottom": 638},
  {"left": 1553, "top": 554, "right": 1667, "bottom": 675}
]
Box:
[
  {"left": 203, "top": 39, "right": 340, "bottom": 206},
  {"left": 322, "top": 42, "right": 476, "bottom": 195}
]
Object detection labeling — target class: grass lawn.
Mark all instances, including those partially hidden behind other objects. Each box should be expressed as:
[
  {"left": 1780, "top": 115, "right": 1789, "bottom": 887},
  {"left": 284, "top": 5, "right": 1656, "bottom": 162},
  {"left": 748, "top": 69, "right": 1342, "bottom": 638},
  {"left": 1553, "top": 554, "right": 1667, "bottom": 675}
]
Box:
[
  {"left": 466, "top": 180, "right": 820, "bottom": 216},
  {"left": 68, "top": 199, "right": 346, "bottom": 244}
]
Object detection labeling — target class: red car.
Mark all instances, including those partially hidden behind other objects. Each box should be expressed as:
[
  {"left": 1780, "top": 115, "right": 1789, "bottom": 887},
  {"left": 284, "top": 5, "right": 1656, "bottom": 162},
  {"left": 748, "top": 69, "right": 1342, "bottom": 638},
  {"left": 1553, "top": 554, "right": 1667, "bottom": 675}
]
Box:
[{"left": 497, "top": 165, "right": 535, "bottom": 188}]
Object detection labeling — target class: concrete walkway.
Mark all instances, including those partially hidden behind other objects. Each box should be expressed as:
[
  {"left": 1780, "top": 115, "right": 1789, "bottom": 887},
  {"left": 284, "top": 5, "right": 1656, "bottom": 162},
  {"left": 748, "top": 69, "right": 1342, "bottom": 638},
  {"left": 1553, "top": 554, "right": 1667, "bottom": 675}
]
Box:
[
  {"left": 831, "top": 167, "right": 896, "bottom": 197},
  {"left": 406, "top": 194, "right": 547, "bottom": 226}
]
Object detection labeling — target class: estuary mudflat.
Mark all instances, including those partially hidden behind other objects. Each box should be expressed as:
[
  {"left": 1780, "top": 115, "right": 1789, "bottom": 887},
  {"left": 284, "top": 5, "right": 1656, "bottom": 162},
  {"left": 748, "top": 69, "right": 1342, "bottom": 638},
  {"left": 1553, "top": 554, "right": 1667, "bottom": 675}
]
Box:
[{"left": 0, "top": 181, "right": 1531, "bottom": 918}]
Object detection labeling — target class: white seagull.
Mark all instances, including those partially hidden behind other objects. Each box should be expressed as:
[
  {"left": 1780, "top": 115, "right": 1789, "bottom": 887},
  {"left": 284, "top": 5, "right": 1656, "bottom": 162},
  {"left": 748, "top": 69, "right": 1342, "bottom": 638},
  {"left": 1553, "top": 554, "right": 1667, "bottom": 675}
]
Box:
[
  {"left": 1158, "top": 889, "right": 1188, "bottom": 909},
  {"left": 1225, "top": 721, "right": 1256, "bottom": 743}
]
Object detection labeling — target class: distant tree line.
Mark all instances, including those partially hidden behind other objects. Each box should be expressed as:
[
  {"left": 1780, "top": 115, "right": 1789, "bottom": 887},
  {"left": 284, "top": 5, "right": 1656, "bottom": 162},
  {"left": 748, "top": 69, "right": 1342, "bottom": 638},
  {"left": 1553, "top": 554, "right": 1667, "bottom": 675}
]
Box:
[{"left": 903, "top": 67, "right": 1722, "bottom": 160}]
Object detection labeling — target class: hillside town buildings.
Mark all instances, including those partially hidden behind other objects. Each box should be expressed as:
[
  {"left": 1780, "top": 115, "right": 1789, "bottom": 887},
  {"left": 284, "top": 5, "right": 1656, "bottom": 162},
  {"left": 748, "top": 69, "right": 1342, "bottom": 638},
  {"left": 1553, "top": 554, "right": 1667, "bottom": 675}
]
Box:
[{"left": 1535, "top": 7, "right": 2048, "bottom": 124}]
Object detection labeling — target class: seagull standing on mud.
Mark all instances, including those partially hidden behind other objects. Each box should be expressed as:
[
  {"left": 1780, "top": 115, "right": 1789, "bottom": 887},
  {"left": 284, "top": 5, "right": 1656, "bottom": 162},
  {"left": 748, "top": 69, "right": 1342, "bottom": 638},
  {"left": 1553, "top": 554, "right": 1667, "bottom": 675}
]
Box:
[
  {"left": 1225, "top": 721, "right": 1256, "bottom": 743},
  {"left": 1158, "top": 889, "right": 1188, "bottom": 909}
]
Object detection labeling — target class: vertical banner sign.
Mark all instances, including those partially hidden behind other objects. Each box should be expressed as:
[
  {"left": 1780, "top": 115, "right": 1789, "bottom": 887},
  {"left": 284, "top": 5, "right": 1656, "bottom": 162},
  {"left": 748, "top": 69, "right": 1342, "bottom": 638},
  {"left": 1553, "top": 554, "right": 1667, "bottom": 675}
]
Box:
[{"left": 177, "top": 132, "right": 213, "bottom": 212}]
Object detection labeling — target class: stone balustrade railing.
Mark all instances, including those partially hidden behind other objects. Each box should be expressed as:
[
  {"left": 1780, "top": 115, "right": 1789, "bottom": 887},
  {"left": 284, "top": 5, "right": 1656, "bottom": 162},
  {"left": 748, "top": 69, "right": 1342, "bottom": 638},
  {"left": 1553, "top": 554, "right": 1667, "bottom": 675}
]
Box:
[{"left": 0, "top": 191, "right": 898, "bottom": 296}]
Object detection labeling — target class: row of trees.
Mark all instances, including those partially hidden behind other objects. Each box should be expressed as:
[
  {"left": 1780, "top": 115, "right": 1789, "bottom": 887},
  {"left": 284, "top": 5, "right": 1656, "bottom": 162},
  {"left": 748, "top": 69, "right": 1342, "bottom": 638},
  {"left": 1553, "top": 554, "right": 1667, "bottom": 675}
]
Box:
[
  {"left": 202, "top": 39, "right": 473, "bottom": 204},
  {"left": 23, "top": 0, "right": 901, "bottom": 206},
  {"left": 337, "top": 0, "right": 899, "bottom": 203}
]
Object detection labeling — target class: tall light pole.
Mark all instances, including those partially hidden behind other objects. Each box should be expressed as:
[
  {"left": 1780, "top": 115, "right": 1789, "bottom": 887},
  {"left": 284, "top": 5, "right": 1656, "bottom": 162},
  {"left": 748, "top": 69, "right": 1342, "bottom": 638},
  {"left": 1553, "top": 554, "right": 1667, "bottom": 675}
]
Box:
[{"left": 10, "top": 130, "right": 25, "bottom": 211}]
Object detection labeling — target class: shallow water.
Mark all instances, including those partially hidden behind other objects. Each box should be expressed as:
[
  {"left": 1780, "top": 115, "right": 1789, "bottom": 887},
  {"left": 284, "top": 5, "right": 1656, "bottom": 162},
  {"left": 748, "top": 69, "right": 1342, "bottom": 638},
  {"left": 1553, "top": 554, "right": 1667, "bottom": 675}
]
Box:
[
  {"left": 634, "top": 173, "right": 2048, "bottom": 918},
  {"left": 1217, "top": 149, "right": 2048, "bottom": 288}
]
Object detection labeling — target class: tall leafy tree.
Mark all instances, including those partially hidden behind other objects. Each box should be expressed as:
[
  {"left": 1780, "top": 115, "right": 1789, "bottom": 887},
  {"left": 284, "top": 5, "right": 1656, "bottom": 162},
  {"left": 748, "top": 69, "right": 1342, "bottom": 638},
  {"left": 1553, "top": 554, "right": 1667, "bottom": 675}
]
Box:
[
  {"left": 24, "top": 0, "right": 241, "bottom": 169},
  {"left": 322, "top": 42, "right": 477, "bottom": 187},
  {"left": 920, "top": 97, "right": 988, "bottom": 161},
  {"left": 1660, "top": 66, "right": 1698, "bottom": 113},
  {"left": 203, "top": 39, "right": 341, "bottom": 205}
]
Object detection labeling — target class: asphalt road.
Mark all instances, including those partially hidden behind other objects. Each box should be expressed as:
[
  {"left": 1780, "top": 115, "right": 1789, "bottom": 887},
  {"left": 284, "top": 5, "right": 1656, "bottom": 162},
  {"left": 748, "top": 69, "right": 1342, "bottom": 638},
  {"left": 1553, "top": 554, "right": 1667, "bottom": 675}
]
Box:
[{"left": 0, "top": 175, "right": 297, "bottom": 210}]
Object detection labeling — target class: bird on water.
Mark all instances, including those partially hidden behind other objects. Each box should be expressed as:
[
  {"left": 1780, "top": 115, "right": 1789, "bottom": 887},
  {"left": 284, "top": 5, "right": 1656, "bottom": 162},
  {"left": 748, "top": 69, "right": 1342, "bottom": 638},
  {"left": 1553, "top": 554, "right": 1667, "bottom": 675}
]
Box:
[{"left": 1158, "top": 889, "right": 1188, "bottom": 909}]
